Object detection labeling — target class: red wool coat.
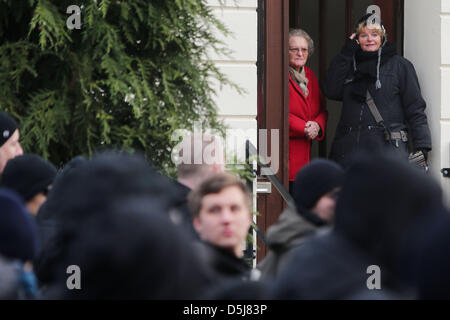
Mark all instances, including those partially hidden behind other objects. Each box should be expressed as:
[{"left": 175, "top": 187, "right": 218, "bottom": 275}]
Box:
[{"left": 289, "top": 67, "right": 328, "bottom": 181}]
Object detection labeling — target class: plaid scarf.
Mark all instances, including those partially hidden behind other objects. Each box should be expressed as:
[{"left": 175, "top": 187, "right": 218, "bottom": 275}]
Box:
[{"left": 289, "top": 67, "right": 309, "bottom": 97}]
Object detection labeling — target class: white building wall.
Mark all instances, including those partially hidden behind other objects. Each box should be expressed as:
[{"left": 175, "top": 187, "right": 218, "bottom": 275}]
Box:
[
  {"left": 441, "top": 0, "right": 450, "bottom": 207},
  {"left": 207, "top": 1, "right": 259, "bottom": 264},
  {"left": 405, "top": 0, "right": 450, "bottom": 207},
  {"left": 206, "top": 0, "right": 258, "bottom": 160}
]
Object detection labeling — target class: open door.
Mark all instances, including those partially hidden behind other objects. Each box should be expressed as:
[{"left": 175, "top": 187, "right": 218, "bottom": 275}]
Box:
[
  {"left": 290, "top": 0, "right": 404, "bottom": 159},
  {"left": 256, "top": 0, "right": 404, "bottom": 262},
  {"left": 256, "top": 0, "right": 290, "bottom": 262}
]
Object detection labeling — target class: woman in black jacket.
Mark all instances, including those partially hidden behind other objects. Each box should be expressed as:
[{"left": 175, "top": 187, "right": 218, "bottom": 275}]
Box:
[{"left": 323, "top": 13, "right": 432, "bottom": 168}]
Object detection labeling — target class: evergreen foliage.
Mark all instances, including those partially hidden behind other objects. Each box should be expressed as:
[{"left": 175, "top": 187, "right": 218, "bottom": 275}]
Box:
[{"left": 0, "top": 0, "right": 236, "bottom": 174}]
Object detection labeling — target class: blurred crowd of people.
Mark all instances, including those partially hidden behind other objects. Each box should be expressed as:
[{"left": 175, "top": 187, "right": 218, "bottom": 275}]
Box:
[{"left": 0, "top": 110, "right": 449, "bottom": 300}]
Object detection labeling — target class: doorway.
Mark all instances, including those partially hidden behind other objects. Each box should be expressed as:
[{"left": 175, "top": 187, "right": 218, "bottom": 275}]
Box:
[
  {"left": 255, "top": 0, "right": 404, "bottom": 262},
  {"left": 289, "top": 0, "right": 404, "bottom": 159}
]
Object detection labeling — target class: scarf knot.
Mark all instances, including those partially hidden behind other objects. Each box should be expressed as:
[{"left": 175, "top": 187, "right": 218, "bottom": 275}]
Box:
[
  {"left": 351, "top": 41, "right": 396, "bottom": 102},
  {"left": 289, "top": 67, "right": 309, "bottom": 97}
]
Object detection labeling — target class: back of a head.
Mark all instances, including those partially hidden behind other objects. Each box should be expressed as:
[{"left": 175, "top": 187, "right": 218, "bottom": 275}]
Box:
[
  {"left": 34, "top": 151, "right": 182, "bottom": 287},
  {"left": 2, "top": 154, "right": 57, "bottom": 202},
  {"left": 52, "top": 198, "right": 211, "bottom": 299},
  {"left": 48, "top": 150, "right": 179, "bottom": 225},
  {"left": 334, "top": 151, "right": 443, "bottom": 269},
  {"left": 188, "top": 172, "right": 251, "bottom": 218},
  {"left": 0, "top": 111, "right": 21, "bottom": 173},
  {"left": 0, "top": 189, "right": 39, "bottom": 262},
  {"left": 176, "top": 132, "right": 225, "bottom": 182},
  {"left": 415, "top": 212, "right": 450, "bottom": 299},
  {"left": 293, "top": 159, "right": 344, "bottom": 224},
  {"left": 204, "top": 279, "right": 270, "bottom": 300},
  {"left": 355, "top": 12, "right": 387, "bottom": 42},
  {"left": 34, "top": 155, "right": 87, "bottom": 266}
]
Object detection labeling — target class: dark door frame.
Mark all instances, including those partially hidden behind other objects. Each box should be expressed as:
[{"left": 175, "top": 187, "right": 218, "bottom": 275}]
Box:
[
  {"left": 256, "top": 0, "right": 404, "bottom": 262},
  {"left": 256, "top": 0, "right": 290, "bottom": 262}
]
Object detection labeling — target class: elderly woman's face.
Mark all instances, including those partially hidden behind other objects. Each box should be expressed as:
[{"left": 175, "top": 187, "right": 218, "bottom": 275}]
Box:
[
  {"left": 289, "top": 36, "right": 308, "bottom": 71},
  {"left": 357, "top": 26, "right": 382, "bottom": 52}
]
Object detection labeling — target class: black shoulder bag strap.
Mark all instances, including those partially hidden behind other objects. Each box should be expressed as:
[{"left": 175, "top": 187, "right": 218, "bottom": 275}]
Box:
[
  {"left": 366, "top": 90, "right": 384, "bottom": 125},
  {"left": 366, "top": 91, "right": 428, "bottom": 171},
  {"left": 366, "top": 90, "right": 411, "bottom": 149},
  {"left": 366, "top": 90, "right": 392, "bottom": 143}
]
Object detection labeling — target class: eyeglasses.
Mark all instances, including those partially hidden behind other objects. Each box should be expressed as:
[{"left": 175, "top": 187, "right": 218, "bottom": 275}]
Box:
[{"left": 289, "top": 47, "right": 308, "bottom": 54}]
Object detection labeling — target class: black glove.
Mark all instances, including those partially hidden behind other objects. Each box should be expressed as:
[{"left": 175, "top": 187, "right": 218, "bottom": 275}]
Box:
[
  {"left": 341, "top": 38, "right": 360, "bottom": 57},
  {"left": 420, "top": 149, "right": 429, "bottom": 162}
]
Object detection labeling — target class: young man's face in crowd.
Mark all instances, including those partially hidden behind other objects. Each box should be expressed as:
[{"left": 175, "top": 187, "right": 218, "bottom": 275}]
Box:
[
  {"left": 193, "top": 186, "right": 252, "bottom": 257},
  {"left": 0, "top": 129, "right": 23, "bottom": 173}
]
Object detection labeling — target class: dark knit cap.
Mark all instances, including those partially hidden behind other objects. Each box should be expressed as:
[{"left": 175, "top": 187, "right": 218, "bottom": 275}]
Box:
[
  {"left": 293, "top": 159, "right": 345, "bottom": 211},
  {"left": 0, "top": 111, "right": 18, "bottom": 147},
  {"left": 355, "top": 13, "right": 386, "bottom": 35},
  {"left": 2, "top": 154, "right": 57, "bottom": 201},
  {"left": 0, "top": 188, "right": 40, "bottom": 261}
]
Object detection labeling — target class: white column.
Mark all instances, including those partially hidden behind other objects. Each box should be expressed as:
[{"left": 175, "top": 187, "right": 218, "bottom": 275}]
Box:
[
  {"left": 405, "top": 0, "right": 450, "bottom": 207},
  {"left": 206, "top": 0, "right": 259, "bottom": 262},
  {"left": 206, "top": 0, "right": 258, "bottom": 157}
]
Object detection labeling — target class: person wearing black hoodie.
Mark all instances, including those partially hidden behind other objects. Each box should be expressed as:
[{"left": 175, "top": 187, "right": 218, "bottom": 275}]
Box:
[
  {"left": 0, "top": 111, "right": 23, "bottom": 174},
  {"left": 270, "top": 150, "right": 445, "bottom": 299},
  {"left": 46, "top": 198, "right": 214, "bottom": 299},
  {"left": 258, "top": 159, "right": 344, "bottom": 280},
  {"left": 323, "top": 13, "right": 431, "bottom": 168}
]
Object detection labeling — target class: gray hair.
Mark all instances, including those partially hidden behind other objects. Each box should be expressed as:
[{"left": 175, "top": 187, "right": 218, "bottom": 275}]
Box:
[
  {"left": 289, "top": 29, "right": 314, "bottom": 58},
  {"left": 176, "top": 132, "right": 224, "bottom": 179}
]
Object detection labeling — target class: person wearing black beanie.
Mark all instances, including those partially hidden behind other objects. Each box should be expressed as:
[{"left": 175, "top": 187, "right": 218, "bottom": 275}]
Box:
[
  {"left": 0, "top": 111, "right": 23, "bottom": 174},
  {"left": 270, "top": 150, "right": 444, "bottom": 299},
  {"left": 0, "top": 188, "right": 40, "bottom": 299},
  {"left": 2, "top": 154, "right": 57, "bottom": 215},
  {"left": 293, "top": 158, "right": 344, "bottom": 225},
  {"left": 258, "top": 159, "right": 344, "bottom": 280},
  {"left": 43, "top": 198, "right": 213, "bottom": 299}
]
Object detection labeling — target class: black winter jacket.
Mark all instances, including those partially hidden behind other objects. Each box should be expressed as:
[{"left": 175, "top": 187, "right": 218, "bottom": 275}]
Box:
[
  {"left": 193, "top": 241, "right": 251, "bottom": 283},
  {"left": 323, "top": 40, "right": 432, "bottom": 168},
  {"left": 270, "top": 152, "right": 441, "bottom": 300}
]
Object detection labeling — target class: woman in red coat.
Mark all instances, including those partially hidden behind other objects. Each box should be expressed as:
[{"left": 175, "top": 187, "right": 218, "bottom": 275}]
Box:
[{"left": 288, "top": 29, "right": 328, "bottom": 193}]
